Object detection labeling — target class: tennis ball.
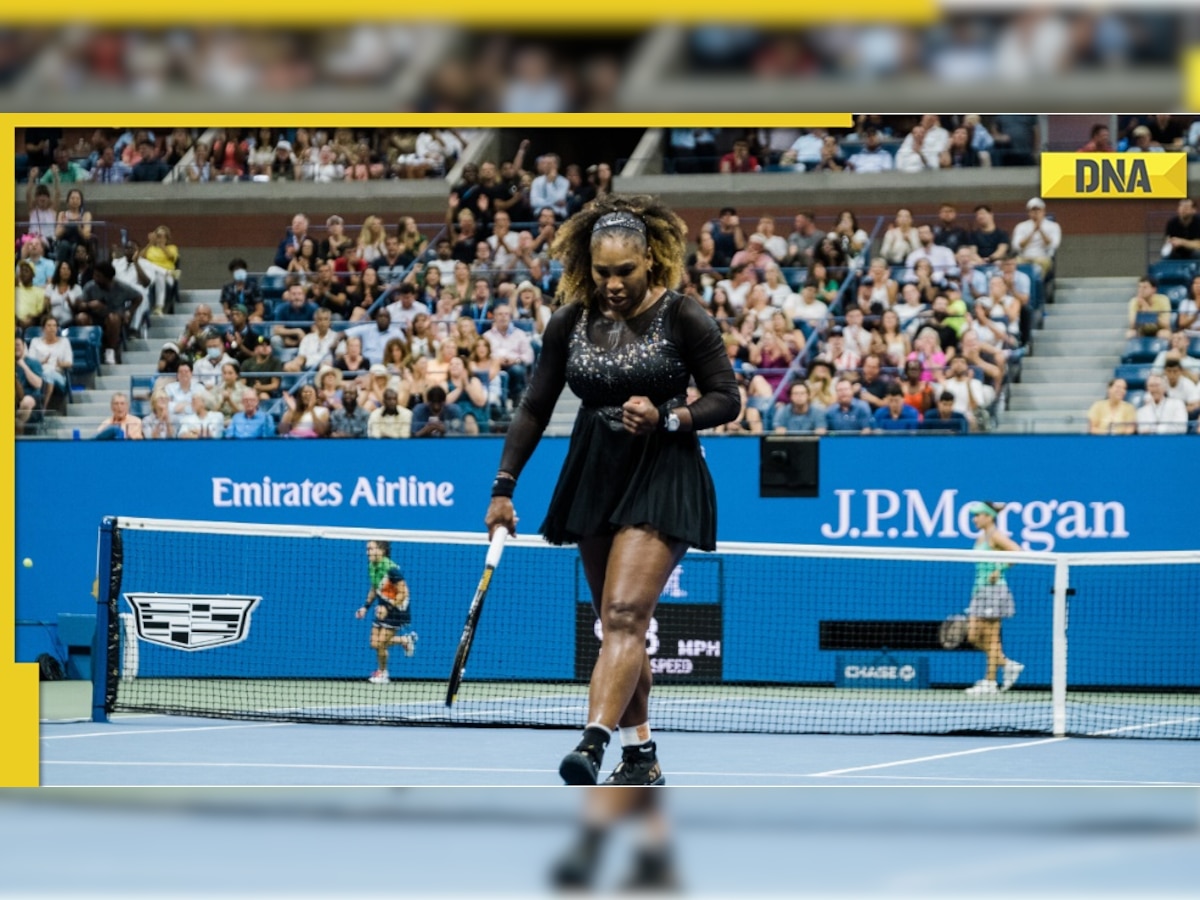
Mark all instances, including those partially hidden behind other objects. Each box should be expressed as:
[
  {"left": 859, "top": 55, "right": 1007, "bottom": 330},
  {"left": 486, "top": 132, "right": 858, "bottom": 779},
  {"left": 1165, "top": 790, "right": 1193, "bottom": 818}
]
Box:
[{"left": 23, "top": 558, "right": 33, "bottom": 568}]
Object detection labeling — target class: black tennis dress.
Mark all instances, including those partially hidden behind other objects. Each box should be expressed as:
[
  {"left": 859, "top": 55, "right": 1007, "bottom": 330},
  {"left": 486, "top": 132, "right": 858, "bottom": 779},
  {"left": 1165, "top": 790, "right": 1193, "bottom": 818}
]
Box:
[{"left": 498, "top": 290, "right": 740, "bottom": 551}]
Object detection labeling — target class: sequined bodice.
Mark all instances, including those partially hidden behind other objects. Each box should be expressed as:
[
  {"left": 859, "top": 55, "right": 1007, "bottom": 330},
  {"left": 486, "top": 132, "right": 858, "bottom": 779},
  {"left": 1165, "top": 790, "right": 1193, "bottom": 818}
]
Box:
[{"left": 566, "top": 292, "right": 689, "bottom": 419}]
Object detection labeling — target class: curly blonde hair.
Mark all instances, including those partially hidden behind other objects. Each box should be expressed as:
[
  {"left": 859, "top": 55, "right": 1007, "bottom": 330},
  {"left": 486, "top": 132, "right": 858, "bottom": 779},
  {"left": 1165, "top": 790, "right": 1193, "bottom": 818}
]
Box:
[{"left": 551, "top": 194, "right": 688, "bottom": 308}]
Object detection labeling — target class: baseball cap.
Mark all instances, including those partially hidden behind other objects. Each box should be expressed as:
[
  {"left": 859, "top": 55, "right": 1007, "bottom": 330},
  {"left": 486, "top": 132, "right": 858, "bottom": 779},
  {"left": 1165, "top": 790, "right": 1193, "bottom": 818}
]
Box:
[
  {"left": 276, "top": 140, "right": 292, "bottom": 152},
  {"left": 253, "top": 334, "right": 270, "bottom": 347},
  {"left": 1026, "top": 197, "right": 1046, "bottom": 210},
  {"left": 748, "top": 233, "right": 766, "bottom": 245},
  {"left": 161, "top": 342, "right": 180, "bottom": 354},
  {"left": 369, "top": 363, "right": 388, "bottom": 377},
  {"left": 233, "top": 304, "right": 248, "bottom": 316}
]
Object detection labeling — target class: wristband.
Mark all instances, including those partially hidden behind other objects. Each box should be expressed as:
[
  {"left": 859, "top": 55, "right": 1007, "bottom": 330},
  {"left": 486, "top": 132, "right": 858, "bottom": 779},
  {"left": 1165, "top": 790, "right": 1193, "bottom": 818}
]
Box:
[{"left": 491, "top": 472, "right": 516, "bottom": 498}]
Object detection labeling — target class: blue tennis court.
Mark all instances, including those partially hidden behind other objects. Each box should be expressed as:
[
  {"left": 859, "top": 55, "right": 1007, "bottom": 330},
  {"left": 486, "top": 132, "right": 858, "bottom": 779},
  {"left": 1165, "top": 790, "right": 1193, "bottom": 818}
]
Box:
[{"left": 39, "top": 711, "right": 1199, "bottom": 786}]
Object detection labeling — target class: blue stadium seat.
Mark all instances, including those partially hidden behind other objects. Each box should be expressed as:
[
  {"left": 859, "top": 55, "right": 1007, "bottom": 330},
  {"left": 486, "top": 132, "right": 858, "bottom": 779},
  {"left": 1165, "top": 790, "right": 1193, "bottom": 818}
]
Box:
[
  {"left": 1165, "top": 284, "right": 1189, "bottom": 310},
  {"left": 23, "top": 326, "right": 42, "bottom": 341},
  {"left": 128, "top": 374, "right": 158, "bottom": 418},
  {"left": 1190, "top": 338, "right": 1200, "bottom": 359},
  {"left": 1148, "top": 260, "right": 1197, "bottom": 289},
  {"left": 66, "top": 326, "right": 102, "bottom": 375},
  {"left": 1114, "top": 364, "right": 1153, "bottom": 390},
  {"left": 1121, "top": 337, "right": 1168, "bottom": 364}
]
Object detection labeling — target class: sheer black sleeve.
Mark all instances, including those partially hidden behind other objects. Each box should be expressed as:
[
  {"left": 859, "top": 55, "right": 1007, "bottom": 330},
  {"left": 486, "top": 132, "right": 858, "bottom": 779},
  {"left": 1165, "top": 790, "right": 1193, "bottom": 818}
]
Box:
[
  {"left": 670, "top": 294, "right": 741, "bottom": 431},
  {"left": 496, "top": 302, "right": 582, "bottom": 479}
]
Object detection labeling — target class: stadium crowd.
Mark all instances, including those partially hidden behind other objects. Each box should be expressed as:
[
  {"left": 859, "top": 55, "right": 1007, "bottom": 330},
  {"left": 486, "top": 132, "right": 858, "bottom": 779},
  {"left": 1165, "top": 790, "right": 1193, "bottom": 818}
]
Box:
[{"left": 17, "top": 124, "right": 1200, "bottom": 440}]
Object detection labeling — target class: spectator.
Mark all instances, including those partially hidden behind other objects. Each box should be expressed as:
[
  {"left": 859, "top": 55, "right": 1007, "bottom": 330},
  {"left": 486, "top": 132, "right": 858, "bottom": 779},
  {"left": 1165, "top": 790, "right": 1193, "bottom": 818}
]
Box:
[
  {"left": 1145, "top": 114, "right": 1187, "bottom": 151},
  {"left": 937, "top": 355, "right": 990, "bottom": 430},
  {"left": 895, "top": 282, "right": 928, "bottom": 332},
  {"left": 24, "top": 175, "right": 59, "bottom": 250},
  {"left": 825, "top": 378, "right": 873, "bottom": 433},
  {"left": 1162, "top": 198, "right": 1200, "bottom": 261},
  {"left": 894, "top": 124, "right": 940, "bottom": 172},
  {"left": 922, "top": 390, "right": 969, "bottom": 432},
  {"left": 959, "top": 329, "right": 1006, "bottom": 395},
  {"left": 226, "top": 390, "right": 276, "bottom": 439},
  {"left": 971, "top": 205, "right": 1010, "bottom": 264},
  {"left": 367, "top": 388, "right": 413, "bottom": 438},
  {"left": 279, "top": 384, "right": 330, "bottom": 438},
  {"left": 881, "top": 208, "right": 921, "bottom": 265},
  {"left": 975, "top": 276, "right": 1021, "bottom": 353},
  {"left": 385, "top": 282, "right": 429, "bottom": 333},
  {"left": 193, "top": 331, "right": 237, "bottom": 389},
  {"left": 26, "top": 316, "right": 72, "bottom": 411},
  {"left": 900, "top": 359, "right": 935, "bottom": 416},
  {"left": 1127, "top": 276, "right": 1172, "bottom": 339},
  {"left": 75, "top": 261, "right": 141, "bottom": 365},
  {"left": 176, "top": 392, "right": 225, "bottom": 439},
  {"left": 1136, "top": 374, "right": 1188, "bottom": 434},
  {"left": 38, "top": 146, "right": 89, "bottom": 184},
  {"left": 710, "top": 207, "right": 747, "bottom": 262},
  {"left": 842, "top": 307, "right": 874, "bottom": 358},
  {"left": 1011, "top": 198, "right": 1061, "bottom": 278},
  {"left": 1087, "top": 378, "right": 1137, "bottom": 435},
  {"left": 212, "top": 361, "right": 251, "bottom": 425},
  {"left": 954, "top": 246, "right": 989, "bottom": 303},
  {"left": 373, "top": 233, "right": 410, "bottom": 286},
  {"left": 15, "top": 261, "right": 47, "bottom": 329},
  {"left": 786, "top": 212, "right": 824, "bottom": 267},
  {"left": 1152, "top": 331, "right": 1200, "bottom": 376},
  {"left": 989, "top": 115, "right": 1040, "bottom": 166},
  {"left": 283, "top": 308, "right": 343, "bottom": 373},
  {"left": 54, "top": 187, "right": 92, "bottom": 265},
  {"left": 241, "top": 335, "right": 283, "bottom": 400},
  {"left": 933, "top": 204, "right": 971, "bottom": 254},
  {"left": 905, "top": 224, "right": 957, "bottom": 281},
  {"left": 330, "top": 389, "right": 369, "bottom": 438},
  {"left": 805, "top": 359, "right": 836, "bottom": 408},
  {"left": 335, "top": 335, "right": 372, "bottom": 379},
  {"left": 908, "top": 327, "right": 948, "bottom": 380},
  {"left": 129, "top": 139, "right": 170, "bottom": 182},
  {"left": 873, "top": 382, "right": 920, "bottom": 431},
  {"left": 272, "top": 214, "right": 310, "bottom": 272},
  {"left": 940, "top": 126, "right": 982, "bottom": 169},
  {"left": 719, "top": 138, "right": 761, "bottom": 174},
  {"left": 811, "top": 135, "right": 846, "bottom": 172},
  {"left": 219, "top": 259, "right": 264, "bottom": 322},
  {"left": 730, "top": 233, "right": 781, "bottom": 276},
  {"left": 1176, "top": 276, "right": 1200, "bottom": 335},
  {"left": 846, "top": 128, "right": 894, "bottom": 173},
  {"left": 90, "top": 145, "right": 131, "bottom": 184},
  {"left": 184, "top": 141, "right": 213, "bottom": 183},
  {"left": 164, "top": 361, "right": 209, "bottom": 422},
  {"left": 272, "top": 284, "right": 319, "bottom": 350},
  {"left": 411, "top": 384, "right": 464, "bottom": 436},
  {"left": 1125, "top": 125, "right": 1164, "bottom": 154},
  {"left": 772, "top": 382, "right": 826, "bottom": 434},
  {"left": 483, "top": 304, "right": 534, "bottom": 408},
  {"left": 530, "top": 154, "right": 570, "bottom": 219},
  {"left": 754, "top": 217, "right": 789, "bottom": 264},
  {"left": 14, "top": 337, "right": 44, "bottom": 431},
  {"left": 270, "top": 140, "right": 298, "bottom": 181},
  {"left": 222, "top": 306, "right": 255, "bottom": 364},
  {"left": 141, "top": 227, "right": 180, "bottom": 312},
  {"left": 347, "top": 309, "right": 404, "bottom": 365},
  {"left": 908, "top": 258, "right": 945, "bottom": 306},
  {"left": 1161, "top": 356, "right": 1200, "bottom": 420},
  {"left": 156, "top": 341, "right": 183, "bottom": 381},
  {"left": 878, "top": 309, "right": 911, "bottom": 366},
  {"left": 95, "top": 391, "right": 144, "bottom": 440},
  {"left": 19, "top": 235, "right": 56, "bottom": 287},
  {"left": 141, "top": 392, "right": 175, "bottom": 439},
  {"left": 107, "top": 241, "right": 153, "bottom": 330},
  {"left": 854, "top": 353, "right": 893, "bottom": 412},
  {"left": 1078, "top": 123, "right": 1114, "bottom": 153}
]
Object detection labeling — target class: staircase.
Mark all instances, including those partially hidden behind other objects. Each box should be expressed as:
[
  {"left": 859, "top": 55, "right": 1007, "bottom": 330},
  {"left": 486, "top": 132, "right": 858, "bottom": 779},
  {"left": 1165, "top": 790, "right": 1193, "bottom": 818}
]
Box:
[
  {"left": 53, "top": 289, "right": 582, "bottom": 437},
  {"left": 1000, "top": 276, "right": 1131, "bottom": 434}
]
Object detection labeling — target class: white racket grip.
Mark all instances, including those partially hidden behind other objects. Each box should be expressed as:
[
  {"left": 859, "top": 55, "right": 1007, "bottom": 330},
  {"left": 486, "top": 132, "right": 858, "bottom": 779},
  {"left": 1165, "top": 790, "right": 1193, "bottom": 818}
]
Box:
[{"left": 486, "top": 526, "right": 508, "bottom": 568}]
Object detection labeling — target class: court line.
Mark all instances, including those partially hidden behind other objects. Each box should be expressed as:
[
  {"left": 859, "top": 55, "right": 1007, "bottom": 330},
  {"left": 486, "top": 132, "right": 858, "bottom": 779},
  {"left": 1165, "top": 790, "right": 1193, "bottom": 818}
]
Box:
[
  {"left": 808, "top": 737, "right": 1068, "bottom": 777},
  {"left": 1087, "top": 715, "right": 1200, "bottom": 737},
  {"left": 40, "top": 760, "right": 1195, "bottom": 787},
  {"left": 42, "top": 723, "right": 292, "bottom": 740}
]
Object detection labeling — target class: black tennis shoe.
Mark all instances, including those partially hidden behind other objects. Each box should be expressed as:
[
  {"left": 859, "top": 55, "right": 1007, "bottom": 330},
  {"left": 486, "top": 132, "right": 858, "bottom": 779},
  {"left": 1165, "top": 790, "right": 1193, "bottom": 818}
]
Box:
[
  {"left": 617, "top": 844, "right": 680, "bottom": 892},
  {"left": 603, "top": 741, "right": 666, "bottom": 786},
  {"left": 559, "top": 728, "right": 609, "bottom": 785}
]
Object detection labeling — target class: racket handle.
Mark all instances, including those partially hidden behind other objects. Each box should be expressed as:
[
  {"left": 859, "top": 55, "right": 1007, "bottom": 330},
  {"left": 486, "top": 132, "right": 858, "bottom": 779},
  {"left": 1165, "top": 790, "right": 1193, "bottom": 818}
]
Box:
[{"left": 486, "top": 526, "right": 508, "bottom": 568}]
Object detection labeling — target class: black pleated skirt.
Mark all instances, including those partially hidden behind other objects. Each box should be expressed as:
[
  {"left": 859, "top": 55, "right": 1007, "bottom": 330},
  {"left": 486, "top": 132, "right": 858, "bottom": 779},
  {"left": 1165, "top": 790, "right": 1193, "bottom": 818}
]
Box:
[{"left": 540, "top": 407, "right": 718, "bottom": 551}]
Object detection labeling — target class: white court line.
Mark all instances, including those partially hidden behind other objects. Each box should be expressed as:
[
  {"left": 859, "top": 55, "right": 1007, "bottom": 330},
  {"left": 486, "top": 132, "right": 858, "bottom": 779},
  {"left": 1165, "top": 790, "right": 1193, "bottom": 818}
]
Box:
[
  {"left": 42, "top": 722, "right": 292, "bottom": 740},
  {"left": 822, "top": 773, "right": 1199, "bottom": 786},
  {"left": 1088, "top": 715, "right": 1200, "bottom": 737},
  {"left": 808, "top": 737, "right": 1067, "bottom": 777},
  {"left": 44, "top": 761, "right": 554, "bottom": 774}
]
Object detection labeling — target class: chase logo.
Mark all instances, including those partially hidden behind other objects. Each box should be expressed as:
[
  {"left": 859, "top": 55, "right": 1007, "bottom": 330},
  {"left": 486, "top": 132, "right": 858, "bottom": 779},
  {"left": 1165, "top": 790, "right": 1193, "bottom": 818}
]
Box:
[
  {"left": 126, "top": 593, "right": 261, "bottom": 651},
  {"left": 1041, "top": 153, "right": 1186, "bottom": 199}
]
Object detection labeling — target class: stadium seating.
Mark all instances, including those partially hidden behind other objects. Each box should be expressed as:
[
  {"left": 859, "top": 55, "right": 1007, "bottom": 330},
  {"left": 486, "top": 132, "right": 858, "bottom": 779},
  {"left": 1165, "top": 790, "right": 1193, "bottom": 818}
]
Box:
[
  {"left": 1114, "top": 364, "right": 1153, "bottom": 390},
  {"left": 1148, "top": 260, "right": 1197, "bottom": 289},
  {"left": 1121, "top": 337, "right": 1168, "bottom": 364}
]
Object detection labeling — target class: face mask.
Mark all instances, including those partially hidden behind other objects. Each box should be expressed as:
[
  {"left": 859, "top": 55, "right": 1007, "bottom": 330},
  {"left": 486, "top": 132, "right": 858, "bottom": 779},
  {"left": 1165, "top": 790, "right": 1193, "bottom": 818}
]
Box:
[
  {"left": 207, "top": 347, "right": 221, "bottom": 359},
  {"left": 233, "top": 269, "right": 248, "bottom": 282}
]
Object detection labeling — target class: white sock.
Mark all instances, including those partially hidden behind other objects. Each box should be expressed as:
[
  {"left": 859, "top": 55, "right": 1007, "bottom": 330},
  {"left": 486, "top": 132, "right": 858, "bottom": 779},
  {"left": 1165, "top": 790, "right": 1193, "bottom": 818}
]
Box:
[{"left": 620, "top": 723, "right": 652, "bottom": 747}]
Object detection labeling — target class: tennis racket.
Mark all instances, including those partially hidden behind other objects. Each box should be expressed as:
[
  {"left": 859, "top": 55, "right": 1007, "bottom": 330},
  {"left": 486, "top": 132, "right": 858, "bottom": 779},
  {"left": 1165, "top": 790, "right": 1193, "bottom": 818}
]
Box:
[
  {"left": 939, "top": 614, "right": 968, "bottom": 650},
  {"left": 445, "top": 526, "right": 508, "bottom": 707}
]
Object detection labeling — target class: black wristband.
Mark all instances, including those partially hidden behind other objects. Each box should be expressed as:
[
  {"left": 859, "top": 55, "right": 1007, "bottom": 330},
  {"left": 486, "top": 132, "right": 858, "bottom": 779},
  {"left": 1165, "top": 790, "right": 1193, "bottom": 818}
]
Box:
[{"left": 491, "top": 475, "right": 516, "bottom": 498}]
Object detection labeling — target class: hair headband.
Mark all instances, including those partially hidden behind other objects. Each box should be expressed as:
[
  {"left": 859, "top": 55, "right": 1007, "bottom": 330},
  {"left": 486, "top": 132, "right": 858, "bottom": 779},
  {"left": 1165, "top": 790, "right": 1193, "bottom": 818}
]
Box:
[{"left": 592, "top": 211, "right": 646, "bottom": 237}]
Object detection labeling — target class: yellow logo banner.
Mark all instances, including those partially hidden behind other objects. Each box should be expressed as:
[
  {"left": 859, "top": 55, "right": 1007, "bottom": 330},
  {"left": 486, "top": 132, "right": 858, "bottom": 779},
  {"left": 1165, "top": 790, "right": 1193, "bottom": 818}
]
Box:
[{"left": 1040, "top": 153, "right": 1187, "bottom": 200}]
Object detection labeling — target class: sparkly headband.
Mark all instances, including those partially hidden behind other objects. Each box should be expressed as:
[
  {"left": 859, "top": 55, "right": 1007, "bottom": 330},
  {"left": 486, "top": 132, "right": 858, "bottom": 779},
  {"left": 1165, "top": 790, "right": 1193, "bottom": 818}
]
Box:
[{"left": 592, "top": 211, "right": 647, "bottom": 236}]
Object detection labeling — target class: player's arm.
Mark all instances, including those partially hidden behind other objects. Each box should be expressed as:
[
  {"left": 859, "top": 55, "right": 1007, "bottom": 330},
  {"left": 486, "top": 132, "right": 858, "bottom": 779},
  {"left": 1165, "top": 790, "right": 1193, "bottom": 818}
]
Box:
[
  {"left": 355, "top": 586, "right": 377, "bottom": 618},
  {"left": 988, "top": 531, "right": 1021, "bottom": 580}
]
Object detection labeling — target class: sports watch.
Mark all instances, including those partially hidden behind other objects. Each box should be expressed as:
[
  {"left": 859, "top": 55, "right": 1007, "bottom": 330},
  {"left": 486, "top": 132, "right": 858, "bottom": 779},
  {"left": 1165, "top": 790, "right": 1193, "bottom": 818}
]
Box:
[{"left": 664, "top": 411, "right": 681, "bottom": 432}]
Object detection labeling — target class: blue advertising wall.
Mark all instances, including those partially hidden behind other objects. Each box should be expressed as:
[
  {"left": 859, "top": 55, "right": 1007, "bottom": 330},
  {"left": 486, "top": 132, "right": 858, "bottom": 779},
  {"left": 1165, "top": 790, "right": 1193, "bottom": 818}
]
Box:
[{"left": 15, "top": 436, "right": 1200, "bottom": 685}]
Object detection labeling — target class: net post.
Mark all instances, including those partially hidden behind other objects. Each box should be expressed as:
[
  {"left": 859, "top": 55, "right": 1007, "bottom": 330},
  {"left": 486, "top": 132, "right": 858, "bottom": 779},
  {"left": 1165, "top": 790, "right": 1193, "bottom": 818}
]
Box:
[
  {"left": 91, "top": 517, "right": 119, "bottom": 723},
  {"left": 1051, "top": 557, "right": 1069, "bottom": 737}
]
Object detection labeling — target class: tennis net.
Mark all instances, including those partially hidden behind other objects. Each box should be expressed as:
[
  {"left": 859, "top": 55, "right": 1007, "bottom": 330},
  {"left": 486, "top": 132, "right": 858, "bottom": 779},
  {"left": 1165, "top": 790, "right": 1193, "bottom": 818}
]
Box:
[{"left": 95, "top": 516, "right": 1200, "bottom": 738}]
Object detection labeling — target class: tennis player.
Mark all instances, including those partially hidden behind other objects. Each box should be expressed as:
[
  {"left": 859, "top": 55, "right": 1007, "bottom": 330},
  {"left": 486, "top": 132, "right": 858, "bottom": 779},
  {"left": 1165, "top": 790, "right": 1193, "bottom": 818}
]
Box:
[
  {"left": 964, "top": 502, "right": 1024, "bottom": 694},
  {"left": 485, "top": 195, "right": 740, "bottom": 785},
  {"left": 355, "top": 540, "right": 416, "bottom": 684}
]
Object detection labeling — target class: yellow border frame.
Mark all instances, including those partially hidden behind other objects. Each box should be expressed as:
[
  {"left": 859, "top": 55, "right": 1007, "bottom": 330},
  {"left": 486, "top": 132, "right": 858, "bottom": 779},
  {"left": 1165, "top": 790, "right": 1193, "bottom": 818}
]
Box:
[{"left": 2, "top": 111, "right": 851, "bottom": 787}]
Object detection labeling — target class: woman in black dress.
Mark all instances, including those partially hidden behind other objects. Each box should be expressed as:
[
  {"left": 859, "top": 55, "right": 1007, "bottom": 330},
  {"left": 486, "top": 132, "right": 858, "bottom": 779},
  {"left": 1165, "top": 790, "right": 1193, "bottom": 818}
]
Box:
[{"left": 485, "top": 195, "right": 740, "bottom": 786}]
